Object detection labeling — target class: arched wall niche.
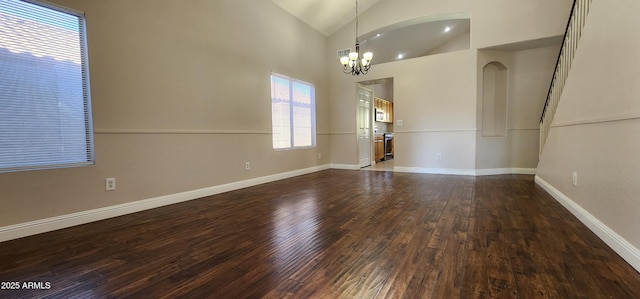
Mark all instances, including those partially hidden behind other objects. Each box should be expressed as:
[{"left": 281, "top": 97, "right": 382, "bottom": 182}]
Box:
[{"left": 482, "top": 61, "right": 508, "bottom": 137}]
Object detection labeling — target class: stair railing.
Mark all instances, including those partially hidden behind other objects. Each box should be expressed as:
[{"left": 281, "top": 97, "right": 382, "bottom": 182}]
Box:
[{"left": 539, "top": 0, "right": 593, "bottom": 155}]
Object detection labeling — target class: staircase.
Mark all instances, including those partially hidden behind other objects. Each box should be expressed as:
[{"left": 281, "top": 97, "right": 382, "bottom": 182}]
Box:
[{"left": 539, "top": 0, "right": 593, "bottom": 155}]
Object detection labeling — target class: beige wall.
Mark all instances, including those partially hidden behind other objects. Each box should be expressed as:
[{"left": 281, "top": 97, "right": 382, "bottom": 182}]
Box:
[
  {"left": 0, "top": 0, "right": 329, "bottom": 227},
  {"left": 329, "top": 49, "right": 477, "bottom": 170},
  {"left": 328, "top": 0, "right": 571, "bottom": 170},
  {"left": 475, "top": 46, "right": 560, "bottom": 170},
  {"left": 471, "top": 0, "right": 573, "bottom": 48},
  {"left": 537, "top": 0, "right": 640, "bottom": 251},
  {"left": 372, "top": 82, "right": 393, "bottom": 101}
]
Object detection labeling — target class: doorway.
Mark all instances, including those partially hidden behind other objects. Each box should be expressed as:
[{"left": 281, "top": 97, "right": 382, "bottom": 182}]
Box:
[{"left": 357, "top": 78, "right": 395, "bottom": 170}]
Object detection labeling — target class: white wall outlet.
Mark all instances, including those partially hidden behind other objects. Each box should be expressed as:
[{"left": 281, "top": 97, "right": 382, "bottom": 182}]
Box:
[
  {"left": 105, "top": 178, "right": 116, "bottom": 191},
  {"left": 396, "top": 119, "right": 404, "bottom": 126},
  {"left": 318, "top": 153, "right": 322, "bottom": 160},
  {"left": 245, "top": 162, "right": 251, "bottom": 171},
  {"left": 572, "top": 172, "right": 578, "bottom": 186},
  {"left": 436, "top": 153, "right": 442, "bottom": 161}
]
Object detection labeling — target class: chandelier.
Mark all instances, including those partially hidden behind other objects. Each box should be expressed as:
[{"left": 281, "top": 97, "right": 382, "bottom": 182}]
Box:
[{"left": 339, "top": 0, "right": 373, "bottom": 76}]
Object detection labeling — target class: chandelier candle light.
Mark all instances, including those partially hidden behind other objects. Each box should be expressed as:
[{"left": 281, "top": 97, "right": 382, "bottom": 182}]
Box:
[{"left": 340, "top": 0, "right": 373, "bottom": 76}]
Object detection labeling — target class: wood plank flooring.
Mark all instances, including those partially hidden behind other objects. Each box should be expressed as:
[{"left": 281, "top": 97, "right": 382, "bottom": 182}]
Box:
[{"left": 1, "top": 170, "right": 640, "bottom": 298}]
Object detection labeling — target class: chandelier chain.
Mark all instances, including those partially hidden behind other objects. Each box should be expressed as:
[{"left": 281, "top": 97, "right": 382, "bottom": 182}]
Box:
[{"left": 355, "top": 0, "right": 359, "bottom": 43}]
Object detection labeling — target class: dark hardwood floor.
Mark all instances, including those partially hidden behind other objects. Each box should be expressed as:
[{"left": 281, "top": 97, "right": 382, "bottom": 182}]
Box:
[{"left": 1, "top": 170, "right": 640, "bottom": 298}]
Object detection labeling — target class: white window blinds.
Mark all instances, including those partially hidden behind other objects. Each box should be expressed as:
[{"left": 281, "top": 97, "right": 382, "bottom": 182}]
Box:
[
  {"left": 0, "top": 0, "right": 94, "bottom": 172},
  {"left": 270, "top": 73, "right": 315, "bottom": 150}
]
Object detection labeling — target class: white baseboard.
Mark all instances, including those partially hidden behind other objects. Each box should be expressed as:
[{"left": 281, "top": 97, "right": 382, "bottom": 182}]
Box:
[
  {"left": 393, "top": 167, "right": 476, "bottom": 176},
  {"left": 0, "top": 164, "right": 331, "bottom": 243},
  {"left": 476, "top": 168, "right": 536, "bottom": 176},
  {"left": 535, "top": 175, "right": 640, "bottom": 273},
  {"left": 329, "top": 163, "right": 360, "bottom": 170},
  {"left": 393, "top": 167, "right": 535, "bottom": 176}
]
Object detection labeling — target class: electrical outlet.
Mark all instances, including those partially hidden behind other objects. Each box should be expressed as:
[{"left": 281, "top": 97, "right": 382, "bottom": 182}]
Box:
[
  {"left": 318, "top": 153, "right": 322, "bottom": 160},
  {"left": 245, "top": 162, "right": 251, "bottom": 171},
  {"left": 572, "top": 172, "right": 578, "bottom": 186},
  {"left": 105, "top": 178, "right": 116, "bottom": 191},
  {"left": 436, "top": 153, "right": 442, "bottom": 161}
]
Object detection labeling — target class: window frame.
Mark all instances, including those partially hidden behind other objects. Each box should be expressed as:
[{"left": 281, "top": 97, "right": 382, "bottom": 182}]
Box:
[
  {"left": 270, "top": 72, "right": 316, "bottom": 150},
  {"left": 0, "top": 0, "right": 94, "bottom": 173}
]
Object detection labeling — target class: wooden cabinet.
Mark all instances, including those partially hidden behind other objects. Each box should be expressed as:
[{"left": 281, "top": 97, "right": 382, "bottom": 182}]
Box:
[
  {"left": 375, "top": 135, "right": 385, "bottom": 162},
  {"left": 374, "top": 97, "right": 393, "bottom": 123}
]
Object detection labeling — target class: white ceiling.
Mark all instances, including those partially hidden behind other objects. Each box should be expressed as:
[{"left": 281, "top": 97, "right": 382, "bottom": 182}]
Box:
[{"left": 271, "top": 0, "right": 382, "bottom": 36}]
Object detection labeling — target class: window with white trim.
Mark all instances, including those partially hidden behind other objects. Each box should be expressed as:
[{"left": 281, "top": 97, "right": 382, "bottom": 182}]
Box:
[
  {"left": 0, "top": 0, "right": 94, "bottom": 172},
  {"left": 270, "top": 73, "right": 316, "bottom": 150}
]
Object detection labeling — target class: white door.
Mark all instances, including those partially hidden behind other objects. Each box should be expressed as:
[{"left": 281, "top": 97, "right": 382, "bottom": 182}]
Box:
[{"left": 357, "top": 85, "right": 372, "bottom": 168}]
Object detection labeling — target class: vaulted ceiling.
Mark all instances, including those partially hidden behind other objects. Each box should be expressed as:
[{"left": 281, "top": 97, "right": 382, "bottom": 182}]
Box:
[{"left": 271, "top": 0, "right": 382, "bottom": 36}]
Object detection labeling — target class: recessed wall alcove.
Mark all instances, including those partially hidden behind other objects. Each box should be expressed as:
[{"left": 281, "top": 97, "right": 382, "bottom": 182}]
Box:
[{"left": 482, "top": 61, "right": 508, "bottom": 137}]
